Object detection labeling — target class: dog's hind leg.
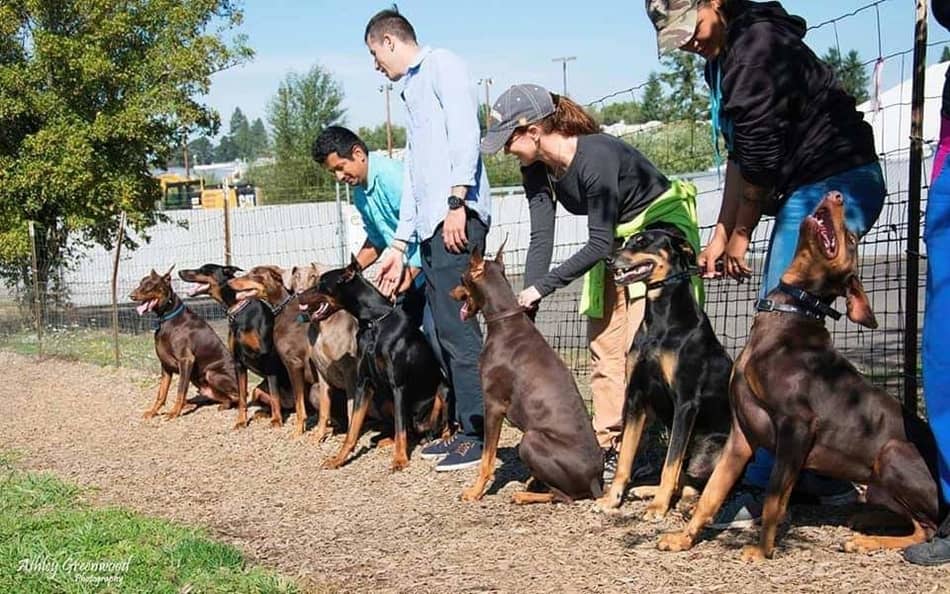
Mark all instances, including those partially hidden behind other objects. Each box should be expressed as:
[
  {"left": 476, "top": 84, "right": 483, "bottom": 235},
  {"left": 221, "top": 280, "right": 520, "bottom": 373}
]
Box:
[
  {"left": 644, "top": 400, "right": 699, "bottom": 521},
  {"left": 144, "top": 370, "right": 173, "bottom": 419}
]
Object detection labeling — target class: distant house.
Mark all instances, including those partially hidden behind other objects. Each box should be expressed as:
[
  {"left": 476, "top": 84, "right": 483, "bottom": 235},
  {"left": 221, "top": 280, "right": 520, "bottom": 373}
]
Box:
[{"left": 601, "top": 120, "right": 664, "bottom": 138}]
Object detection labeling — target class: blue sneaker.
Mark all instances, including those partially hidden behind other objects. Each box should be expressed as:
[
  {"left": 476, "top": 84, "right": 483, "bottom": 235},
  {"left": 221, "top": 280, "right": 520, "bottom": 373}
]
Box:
[
  {"left": 709, "top": 487, "right": 765, "bottom": 530},
  {"left": 419, "top": 433, "right": 460, "bottom": 461},
  {"left": 435, "top": 437, "right": 482, "bottom": 472},
  {"left": 903, "top": 535, "right": 950, "bottom": 566}
]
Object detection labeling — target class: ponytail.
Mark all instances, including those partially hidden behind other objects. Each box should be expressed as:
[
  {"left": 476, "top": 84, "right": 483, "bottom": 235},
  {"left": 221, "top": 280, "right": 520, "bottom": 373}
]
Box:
[{"left": 537, "top": 94, "right": 600, "bottom": 136}]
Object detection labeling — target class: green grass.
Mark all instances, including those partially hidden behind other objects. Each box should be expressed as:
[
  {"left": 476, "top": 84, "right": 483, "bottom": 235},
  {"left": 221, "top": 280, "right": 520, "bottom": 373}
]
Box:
[
  {"left": 0, "top": 327, "right": 156, "bottom": 369},
  {"left": 0, "top": 452, "right": 299, "bottom": 594}
]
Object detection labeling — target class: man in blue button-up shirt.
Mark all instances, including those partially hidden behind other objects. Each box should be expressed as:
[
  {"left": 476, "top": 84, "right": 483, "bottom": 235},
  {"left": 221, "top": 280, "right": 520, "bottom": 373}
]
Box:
[{"left": 364, "top": 8, "right": 489, "bottom": 471}]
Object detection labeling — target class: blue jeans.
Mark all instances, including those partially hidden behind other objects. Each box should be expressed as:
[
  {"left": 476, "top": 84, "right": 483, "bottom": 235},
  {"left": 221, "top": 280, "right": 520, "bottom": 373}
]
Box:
[
  {"left": 744, "top": 162, "right": 887, "bottom": 489},
  {"left": 924, "top": 140, "right": 950, "bottom": 504}
]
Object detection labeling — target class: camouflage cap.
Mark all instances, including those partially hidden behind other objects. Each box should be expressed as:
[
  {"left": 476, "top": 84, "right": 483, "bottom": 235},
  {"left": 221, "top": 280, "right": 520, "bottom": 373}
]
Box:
[{"left": 645, "top": 0, "right": 701, "bottom": 54}]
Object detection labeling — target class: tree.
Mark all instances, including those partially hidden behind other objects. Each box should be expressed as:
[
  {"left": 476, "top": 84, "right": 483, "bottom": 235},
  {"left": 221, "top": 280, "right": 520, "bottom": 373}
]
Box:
[
  {"left": 640, "top": 73, "right": 667, "bottom": 122},
  {"left": 0, "top": 0, "right": 251, "bottom": 312},
  {"left": 659, "top": 53, "right": 707, "bottom": 122},
  {"left": 228, "top": 107, "right": 252, "bottom": 159},
  {"left": 823, "top": 48, "right": 870, "bottom": 103},
  {"left": 248, "top": 118, "right": 269, "bottom": 159},
  {"left": 254, "top": 64, "right": 345, "bottom": 202},
  {"left": 600, "top": 100, "right": 643, "bottom": 125},
  {"left": 215, "top": 135, "right": 238, "bottom": 162},
  {"left": 358, "top": 124, "right": 407, "bottom": 152}
]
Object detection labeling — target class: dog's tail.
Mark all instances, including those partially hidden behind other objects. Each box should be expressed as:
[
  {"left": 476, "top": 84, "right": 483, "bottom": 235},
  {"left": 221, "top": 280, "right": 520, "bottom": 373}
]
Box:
[{"left": 685, "top": 432, "right": 729, "bottom": 482}]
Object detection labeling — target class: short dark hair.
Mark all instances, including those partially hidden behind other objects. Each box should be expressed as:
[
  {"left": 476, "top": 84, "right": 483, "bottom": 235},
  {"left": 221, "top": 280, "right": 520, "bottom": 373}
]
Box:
[
  {"left": 364, "top": 8, "right": 416, "bottom": 44},
  {"left": 311, "top": 126, "right": 369, "bottom": 164}
]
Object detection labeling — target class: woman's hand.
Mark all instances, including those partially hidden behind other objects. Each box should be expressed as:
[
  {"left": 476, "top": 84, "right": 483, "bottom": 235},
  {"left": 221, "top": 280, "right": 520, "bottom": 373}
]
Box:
[
  {"left": 518, "top": 286, "right": 542, "bottom": 309},
  {"left": 698, "top": 231, "right": 727, "bottom": 279}
]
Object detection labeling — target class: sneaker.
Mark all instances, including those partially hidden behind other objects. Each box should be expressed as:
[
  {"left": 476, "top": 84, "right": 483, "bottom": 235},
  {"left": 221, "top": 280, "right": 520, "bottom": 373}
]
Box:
[
  {"left": 903, "top": 535, "right": 950, "bottom": 566},
  {"left": 791, "top": 474, "right": 858, "bottom": 506},
  {"left": 602, "top": 448, "right": 619, "bottom": 483},
  {"left": 434, "top": 437, "right": 482, "bottom": 472},
  {"left": 602, "top": 448, "right": 656, "bottom": 484},
  {"left": 709, "top": 487, "right": 764, "bottom": 530},
  {"left": 419, "top": 433, "right": 460, "bottom": 461}
]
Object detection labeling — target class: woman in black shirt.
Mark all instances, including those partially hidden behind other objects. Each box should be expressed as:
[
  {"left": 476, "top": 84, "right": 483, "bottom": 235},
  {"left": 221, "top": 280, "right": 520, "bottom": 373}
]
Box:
[{"left": 481, "top": 83, "right": 701, "bottom": 474}]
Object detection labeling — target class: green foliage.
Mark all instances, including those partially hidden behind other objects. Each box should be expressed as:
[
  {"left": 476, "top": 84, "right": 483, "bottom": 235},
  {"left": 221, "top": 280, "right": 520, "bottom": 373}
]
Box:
[
  {"left": 484, "top": 154, "right": 524, "bottom": 188},
  {"left": 640, "top": 73, "right": 667, "bottom": 122},
  {"left": 358, "top": 124, "right": 407, "bottom": 151},
  {"left": 600, "top": 100, "right": 643, "bottom": 125},
  {"left": 257, "top": 64, "right": 345, "bottom": 203},
  {"left": 0, "top": 463, "right": 299, "bottom": 593},
  {"left": 823, "top": 47, "right": 870, "bottom": 103},
  {"left": 0, "top": 0, "right": 252, "bottom": 310},
  {"left": 659, "top": 53, "right": 708, "bottom": 122},
  {"left": 626, "top": 120, "right": 717, "bottom": 175}
]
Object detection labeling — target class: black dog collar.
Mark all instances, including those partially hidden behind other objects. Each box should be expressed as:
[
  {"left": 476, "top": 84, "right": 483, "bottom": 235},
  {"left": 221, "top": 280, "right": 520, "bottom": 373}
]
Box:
[
  {"left": 269, "top": 292, "right": 295, "bottom": 316},
  {"left": 755, "top": 282, "right": 842, "bottom": 322},
  {"left": 645, "top": 266, "right": 700, "bottom": 290}
]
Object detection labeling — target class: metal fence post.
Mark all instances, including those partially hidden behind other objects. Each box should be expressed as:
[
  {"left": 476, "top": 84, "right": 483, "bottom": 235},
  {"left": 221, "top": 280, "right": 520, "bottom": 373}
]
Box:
[
  {"left": 904, "top": 0, "right": 928, "bottom": 414},
  {"left": 28, "top": 221, "right": 43, "bottom": 356},
  {"left": 111, "top": 212, "right": 127, "bottom": 367},
  {"left": 223, "top": 179, "right": 233, "bottom": 266}
]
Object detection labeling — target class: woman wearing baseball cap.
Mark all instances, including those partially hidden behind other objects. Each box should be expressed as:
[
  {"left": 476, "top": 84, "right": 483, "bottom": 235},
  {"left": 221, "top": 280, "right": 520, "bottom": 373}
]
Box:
[
  {"left": 481, "top": 83, "right": 703, "bottom": 484},
  {"left": 647, "top": 0, "right": 885, "bottom": 528}
]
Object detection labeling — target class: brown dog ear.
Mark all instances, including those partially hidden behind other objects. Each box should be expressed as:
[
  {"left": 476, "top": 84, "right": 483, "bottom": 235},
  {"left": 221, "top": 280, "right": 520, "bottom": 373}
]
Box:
[
  {"left": 494, "top": 234, "right": 509, "bottom": 265},
  {"left": 349, "top": 254, "right": 362, "bottom": 272},
  {"left": 275, "top": 266, "right": 292, "bottom": 291},
  {"left": 162, "top": 265, "right": 174, "bottom": 280},
  {"left": 846, "top": 275, "right": 878, "bottom": 329}
]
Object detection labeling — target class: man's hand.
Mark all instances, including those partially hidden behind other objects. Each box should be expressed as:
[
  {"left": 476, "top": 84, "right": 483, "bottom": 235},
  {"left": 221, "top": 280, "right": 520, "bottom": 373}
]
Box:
[
  {"left": 375, "top": 247, "right": 406, "bottom": 298},
  {"left": 443, "top": 207, "right": 468, "bottom": 253},
  {"left": 723, "top": 231, "right": 752, "bottom": 282},
  {"left": 518, "top": 286, "right": 542, "bottom": 309},
  {"left": 698, "top": 227, "right": 728, "bottom": 279}
]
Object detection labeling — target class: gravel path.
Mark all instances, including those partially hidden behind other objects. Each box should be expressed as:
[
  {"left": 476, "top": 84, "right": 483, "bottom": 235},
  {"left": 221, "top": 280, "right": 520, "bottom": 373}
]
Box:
[{"left": 2, "top": 351, "right": 947, "bottom": 593}]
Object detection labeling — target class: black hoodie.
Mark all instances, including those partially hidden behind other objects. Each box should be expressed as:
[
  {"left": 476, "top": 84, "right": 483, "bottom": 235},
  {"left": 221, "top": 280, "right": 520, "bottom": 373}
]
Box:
[{"left": 707, "top": 0, "right": 878, "bottom": 212}]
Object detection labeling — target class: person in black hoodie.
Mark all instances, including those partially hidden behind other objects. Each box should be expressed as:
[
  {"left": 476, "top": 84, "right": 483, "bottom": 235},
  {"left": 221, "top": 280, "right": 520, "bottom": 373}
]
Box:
[
  {"left": 648, "top": 0, "right": 886, "bottom": 529},
  {"left": 904, "top": 0, "right": 950, "bottom": 566}
]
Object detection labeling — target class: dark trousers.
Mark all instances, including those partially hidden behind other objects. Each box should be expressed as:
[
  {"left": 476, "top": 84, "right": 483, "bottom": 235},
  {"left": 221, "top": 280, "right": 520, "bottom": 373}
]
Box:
[
  {"left": 420, "top": 213, "right": 487, "bottom": 439},
  {"left": 396, "top": 279, "right": 444, "bottom": 373}
]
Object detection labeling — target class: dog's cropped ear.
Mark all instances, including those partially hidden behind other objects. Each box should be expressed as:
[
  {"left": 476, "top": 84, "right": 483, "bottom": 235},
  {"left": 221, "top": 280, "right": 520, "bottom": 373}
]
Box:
[
  {"left": 224, "top": 265, "right": 243, "bottom": 276},
  {"left": 348, "top": 254, "right": 363, "bottom": 272},
  {"left": 494, "top": 234, "right": 509, "bottom": 265},
  {"left": 273, "top": 266, "right": 292, "bottom": 292},
  {"left": 163, "top": 265, "right": 175, "bottom": 280},
  {"left": 846, "top": 275, "right": 878, "bottom": 329}
]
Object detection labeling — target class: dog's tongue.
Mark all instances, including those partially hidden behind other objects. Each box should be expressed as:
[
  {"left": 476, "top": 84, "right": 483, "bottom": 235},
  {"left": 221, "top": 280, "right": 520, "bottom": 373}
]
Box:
[
  {"left": 186, "top": 283, "right": 209, "bottom": 297},
  {"left": 136, "top": 299, "right": 155, "bottom": 316}
]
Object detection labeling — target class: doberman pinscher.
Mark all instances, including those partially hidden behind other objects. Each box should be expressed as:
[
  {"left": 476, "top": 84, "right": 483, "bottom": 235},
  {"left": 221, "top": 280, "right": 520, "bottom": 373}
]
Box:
[
  {"left": 658, "top": 192, "right": 946, "bottom": 561},
  {"left": 287, "top": 263, "right": 359, "bottom": 441},
  {"left": 178, "top": 263, "right": 294, "bottom": 430},
  {"left": 595, "top": 224, "right": 732, "bottom": 519},
  {"left": 228, "top": 266, "right": 324, "bottom": 437},
  {"left": 130, "top": 266, "right": 239, "bottom": 423},
  {"left": 297, "top": 258, "right": 445, "bottom": 472},
  {"left": 451, "top": 244, "right": 603, "bottom": 503}
]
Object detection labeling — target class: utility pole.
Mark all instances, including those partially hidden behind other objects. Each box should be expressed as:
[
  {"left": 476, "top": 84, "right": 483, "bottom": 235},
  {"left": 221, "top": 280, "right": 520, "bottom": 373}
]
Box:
[
  {"left": 379, "top": 83, "right": 394, "bottom": 157},
  {"left": 551, "top": 56, "right": 576, "bottom": 97},
  {"left": 478, "top": 78, "right": 493, "bottom": 130}
]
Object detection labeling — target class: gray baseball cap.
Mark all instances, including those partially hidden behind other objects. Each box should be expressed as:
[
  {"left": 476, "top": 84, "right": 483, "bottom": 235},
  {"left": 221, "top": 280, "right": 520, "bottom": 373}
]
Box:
[
  {"left": 646, "top": 0, "right": 701, "bottom": 54},
  {"left": 480, "top": 84, "right": 555, "bottom": 155}
]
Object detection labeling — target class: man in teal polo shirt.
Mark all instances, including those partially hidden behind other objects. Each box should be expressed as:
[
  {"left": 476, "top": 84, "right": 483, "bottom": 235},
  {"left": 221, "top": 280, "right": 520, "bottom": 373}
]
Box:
[{"left": 311, "top": 125, "right": 427, "bottom": 327}]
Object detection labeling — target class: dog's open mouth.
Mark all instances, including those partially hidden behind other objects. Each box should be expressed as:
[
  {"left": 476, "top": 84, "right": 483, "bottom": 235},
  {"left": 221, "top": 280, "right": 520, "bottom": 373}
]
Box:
[
  {"left": 135, "top": 299, "right": 158, "bottom": 316},
  {"left": 234, "top": 289, "right": 257, "bottom": 302},
  {"left": 186, "top": 283, "right": 210, "bottom": 297},
  {"left": 613, "top": 260, "right": 655, "bottom": 285},
  {"left": 809, "top": 207, "right": 838, "bottom": 259},
  {"left": 310, "top": 301, "right": 332, "bottom": 322}
]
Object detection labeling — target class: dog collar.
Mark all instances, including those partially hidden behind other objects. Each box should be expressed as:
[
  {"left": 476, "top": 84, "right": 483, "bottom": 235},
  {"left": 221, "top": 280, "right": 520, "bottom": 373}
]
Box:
[
  {"left": 645, "top": 266, "right": 699, "bottom": 290},
  {"left": 755, "top": 283, "right": 842, "bottom": 322},
  {"left": 360, "top": 307, "right": 395, "bottom": 330},
  {"left": 269, "top": 293, "right": 295, "bottom": 316},
  {"left": 483, "top": 306, "right": 527, "bottom": 324},
  {"left": 153, "top": 302, "right": 185, "bottom": 331},
  {"left": 226, "top": 299, "right": 250, "bottom": 325}
]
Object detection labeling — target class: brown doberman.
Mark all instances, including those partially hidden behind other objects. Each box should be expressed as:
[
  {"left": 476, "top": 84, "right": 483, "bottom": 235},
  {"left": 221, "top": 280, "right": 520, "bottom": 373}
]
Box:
[
  {"left": 287, "top": 263, "right": 359, "bottom": 441},
  {"left": 228, "top": 266, "right": 323, "bottom": 437},
  {"left": 130, "top": 266, "right": 240, "bottom": 423},
  {"left": 657, "top": 192, "right": 945, "bottom": 561},
  {"left": 451, "top": 243, "right": 603, "bottom": 503}
]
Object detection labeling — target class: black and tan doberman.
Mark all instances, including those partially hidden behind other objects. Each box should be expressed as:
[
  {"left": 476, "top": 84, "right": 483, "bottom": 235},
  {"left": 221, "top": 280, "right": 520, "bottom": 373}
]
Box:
[
  {"left": 657, "top": 192, "right": 946, "bottom": 561},
  {"left": 595, "top": 224, "right": 732, "bottom": 519}
]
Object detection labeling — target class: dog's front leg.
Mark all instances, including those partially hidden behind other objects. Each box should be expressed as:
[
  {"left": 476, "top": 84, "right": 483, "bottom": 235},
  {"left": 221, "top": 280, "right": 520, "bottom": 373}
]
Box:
[
  {"left": 166, "top": 353, "right": 195, "bottom": 419},
  {"left": 595, "top": 383, "right": 648, "bottom": 513},
  {"left": 233, "top": 364, "right": 248, "bottom": 430},
  {"left": 323, "top": 380, "right": 373, "bottom": 469},
  {"left": 461, "top": 400, "right": 505, "bottom": 501},
  {"left": 310, "top": 378, "right": 333, "bottom": 443},
  {"left": 144, "top": 369, "right": 172, "bottom": 419},
  {"left": 644, "top": 400, "right": 699, "bottom": 521}
]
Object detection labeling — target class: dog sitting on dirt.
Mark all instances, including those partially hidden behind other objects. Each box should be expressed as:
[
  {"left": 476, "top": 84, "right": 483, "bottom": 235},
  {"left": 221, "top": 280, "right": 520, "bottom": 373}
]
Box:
[
  {"left": 130, "top": 266, "right": 240, "bottom": 423},
  {"left": 595, "top": 224, "right": 732, "bottom": 519},
  {"left": 178, "top": 263, "right": 294, "bottom": 430},
  {"left": 286, "top": 263, "right": 359, "bottom": 440},
  {"left": 657, "top": 191, "right": 946, "bottom": 561},
  {"left": 296, "top": 258, "right": 445, "bottom": 472},
  {"left": 451, "top": 244, "right": 603, "bottom": 503}
]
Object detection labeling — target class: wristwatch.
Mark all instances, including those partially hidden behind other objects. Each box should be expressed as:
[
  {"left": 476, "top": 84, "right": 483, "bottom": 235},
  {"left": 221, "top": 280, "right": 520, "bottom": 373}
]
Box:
[{"left": 447, "top": 195, "right": 465, "bottom": 210}]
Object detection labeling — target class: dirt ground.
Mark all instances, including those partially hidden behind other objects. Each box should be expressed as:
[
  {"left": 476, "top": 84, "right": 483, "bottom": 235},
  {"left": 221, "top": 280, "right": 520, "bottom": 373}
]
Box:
[{"left": 2, "top": 351, "right": 947, "bottom": 594}]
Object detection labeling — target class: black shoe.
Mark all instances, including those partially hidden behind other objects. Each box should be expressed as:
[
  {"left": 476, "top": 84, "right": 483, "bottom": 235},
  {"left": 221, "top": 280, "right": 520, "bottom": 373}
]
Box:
[{"left": 903, "top": 536, "right": 950, "bottom": 566}]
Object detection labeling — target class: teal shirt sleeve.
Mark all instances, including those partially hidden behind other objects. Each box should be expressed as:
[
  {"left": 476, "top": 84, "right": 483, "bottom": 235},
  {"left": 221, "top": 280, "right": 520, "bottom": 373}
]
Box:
[{"left": 362, "top": 155, "right": 422, "bottom": 269}]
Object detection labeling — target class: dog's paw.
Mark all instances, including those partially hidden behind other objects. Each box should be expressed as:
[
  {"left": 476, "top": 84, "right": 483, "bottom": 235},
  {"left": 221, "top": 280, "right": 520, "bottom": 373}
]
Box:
[
  {"left": 142, "top": 410, "right": 158, "bottom": 420},
  {"left": 322, "top": 456, "right": 346, "bottom": 470},
  {"left": 842, "top": 536, "right": 877, "bottom": 554},
  {"left": 390, "top": 457, "right": 409, "bottom": 472},
  {"left": 293, "top": 423, "right": 306, "bottom": 437},
  {"left": 657, "top": 531, "right": 694, "bottom": 552},
  {"left": 310, "top": 427, "right": 330, "bottom": 444},
  {"left": 232, "top": 418, "right": 247, "bottom": 431},
  {"left": 592, "top": 494, "right": 622, "bottom": 514},
  {"left": 642, "top": 501, "right": 671, "bottom": 522},
  {"left": 740, "top": 545, "right": 769, "bottom": 563},
  {"left": 460, "top": 486, "right": 484, "bottom": 502},
  {"left": 269, "top": 418, "right": 283, "bottom": 429},
  {"left": 629, "top": 485, "right": 659, "bottom": 499},
  {"left": 217, "top": 401, "right": 234, "bottom": 411}
]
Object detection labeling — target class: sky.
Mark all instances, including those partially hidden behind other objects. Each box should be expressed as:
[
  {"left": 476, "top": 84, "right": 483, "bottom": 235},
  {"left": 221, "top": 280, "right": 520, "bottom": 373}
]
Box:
[{"left": 203, "top": 0, "right": 950, "bottom": 136}]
